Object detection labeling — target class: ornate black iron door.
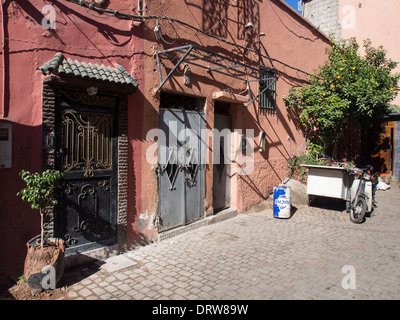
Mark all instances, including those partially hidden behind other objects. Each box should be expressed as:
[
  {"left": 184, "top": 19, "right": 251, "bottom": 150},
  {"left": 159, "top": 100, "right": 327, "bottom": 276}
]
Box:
[{"left": 54, "top": 90, "right": 118, "bottom": 253}]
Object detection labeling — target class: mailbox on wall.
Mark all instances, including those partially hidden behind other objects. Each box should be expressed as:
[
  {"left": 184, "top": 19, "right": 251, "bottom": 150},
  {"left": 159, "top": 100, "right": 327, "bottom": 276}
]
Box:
[{"left": 0, "top": 122, "right": 12, "bottom": 168}]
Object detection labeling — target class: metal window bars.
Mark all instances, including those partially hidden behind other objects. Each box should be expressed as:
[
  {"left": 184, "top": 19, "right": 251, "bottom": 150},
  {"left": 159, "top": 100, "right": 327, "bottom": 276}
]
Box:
[{"left": 257, "top": 68, "right": 277, "bottom": 110}]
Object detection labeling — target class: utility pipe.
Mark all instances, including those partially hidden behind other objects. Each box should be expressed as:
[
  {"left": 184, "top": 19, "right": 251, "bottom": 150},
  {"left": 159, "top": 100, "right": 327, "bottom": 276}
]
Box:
[{"left": 1, "top": 0, "right": 6, "bottom": 117}]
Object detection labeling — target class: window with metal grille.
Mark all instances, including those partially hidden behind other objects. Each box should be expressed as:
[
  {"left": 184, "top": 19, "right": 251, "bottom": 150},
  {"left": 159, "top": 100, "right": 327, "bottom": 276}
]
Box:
[
  {"left": 259, "top": 67, "right": 276, "bottom": 110},
  {"left": 160, "top": 92, "right": 204, "bottom": 112}
]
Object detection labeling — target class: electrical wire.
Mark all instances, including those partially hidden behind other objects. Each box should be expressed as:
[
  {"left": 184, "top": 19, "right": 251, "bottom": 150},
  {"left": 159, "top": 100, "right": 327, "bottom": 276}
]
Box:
[
  {"left": 63, "top": 0, "right": 314, "bottom": 77},
  {"left": 84, "top": 0, "right": 137, "bottom": 19},
  {"left": 153, "top": 16, "right": 178, "bottom": 45},
  {"left": 0, "top": 36, "right": 144, "bottom": 54}
]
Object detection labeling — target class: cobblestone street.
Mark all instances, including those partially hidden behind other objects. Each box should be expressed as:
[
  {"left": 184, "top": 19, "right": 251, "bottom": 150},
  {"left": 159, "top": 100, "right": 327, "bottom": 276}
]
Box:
[
  {"left": 2, "top": 0, "right": 400, "bottom": 309},
  {"left": 4, "top": 180, "right": 399, "bottom": 301},
  {"left": 48, "top": 180, "right": 400, "bottom": 301}
]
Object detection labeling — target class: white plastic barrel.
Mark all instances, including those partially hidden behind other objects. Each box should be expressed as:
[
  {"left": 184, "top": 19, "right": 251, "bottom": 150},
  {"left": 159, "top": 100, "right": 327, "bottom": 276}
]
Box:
[{"left": 273, "top": 186, "right": 291, "bottom": 218}]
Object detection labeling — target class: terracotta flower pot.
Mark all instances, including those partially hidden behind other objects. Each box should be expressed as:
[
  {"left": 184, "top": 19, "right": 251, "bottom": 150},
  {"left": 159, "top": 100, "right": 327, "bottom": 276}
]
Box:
[{"left": 23, "top": 235, "right": 65, "bottom": 290}]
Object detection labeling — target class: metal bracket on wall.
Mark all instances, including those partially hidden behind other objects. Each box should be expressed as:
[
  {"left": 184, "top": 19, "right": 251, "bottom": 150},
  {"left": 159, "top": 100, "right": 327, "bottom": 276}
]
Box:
[
  {"left": 156, "top": 45, "right": 195, "bottom": 93},
  {"left": 155, "top": 44, "right": 278, "bottom": 107},
  {"left": 155, "top": 44, "right": 274, "bottom": 96}
]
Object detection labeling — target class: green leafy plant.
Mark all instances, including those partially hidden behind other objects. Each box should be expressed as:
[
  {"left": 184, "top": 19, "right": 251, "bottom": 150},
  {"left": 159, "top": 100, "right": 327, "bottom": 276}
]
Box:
[
  {"left": 285, "top": 37, "right": 400, "bottom": 160},
  {"left": 288, "top": 145, "right": 329, "bottom": 182},
  {"left": 17, "top": 170, "right": 64, "bottom": 249}
]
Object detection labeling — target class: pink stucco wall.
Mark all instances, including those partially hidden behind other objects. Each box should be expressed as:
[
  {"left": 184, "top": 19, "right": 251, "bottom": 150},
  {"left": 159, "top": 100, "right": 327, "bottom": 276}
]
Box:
[
  {"left": 0, "top": 0, "right": 330, "bottom": 282},
  {"left": 339, "top": 0, "right": 400, "bottom": 106},
  {"left": 0, "top": 0, "right": 143, "bottom": 281},
  {"left": 137, "top": 0, "right": 330, "bottom": 217}
]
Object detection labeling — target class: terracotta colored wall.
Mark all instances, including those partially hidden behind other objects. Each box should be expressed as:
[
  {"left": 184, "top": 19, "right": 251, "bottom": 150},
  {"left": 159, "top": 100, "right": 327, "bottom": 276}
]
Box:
[
  {"left": 0, "top": 0, "right": 143, "bottom": 280},
  {"left": 136, "top": 0, "right": 331, "bottom": 218},
  {"left": 0, "top": 0, "right": 330, "bottom": 281}
]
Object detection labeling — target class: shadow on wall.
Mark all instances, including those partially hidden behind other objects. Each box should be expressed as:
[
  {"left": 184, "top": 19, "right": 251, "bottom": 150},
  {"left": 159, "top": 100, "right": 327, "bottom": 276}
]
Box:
[
  {"left": 126, "top": 87, "right": 161, "bottom": 248},
  {"left": 0, "top": 120, "right": 42, "bottom": 285},
  {"left": 183, "top": 0, "right": 260, "bottom": 41},
  {"left": 8, "top": 0, "right": 142, "bottom": 60},
  {"left": 227, "top": 105, "right": 291, "bottom": 211}
]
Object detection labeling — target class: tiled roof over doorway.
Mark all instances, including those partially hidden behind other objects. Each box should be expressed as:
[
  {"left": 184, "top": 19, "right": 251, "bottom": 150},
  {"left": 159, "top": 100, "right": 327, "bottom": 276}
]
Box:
[{"left": 39, "top": 53, "right": 138, "bottom": 89}]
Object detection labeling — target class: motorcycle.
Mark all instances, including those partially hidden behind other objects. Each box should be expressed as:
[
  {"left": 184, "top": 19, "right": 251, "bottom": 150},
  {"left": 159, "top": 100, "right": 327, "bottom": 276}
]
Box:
[{"left": 346, "top": 166, "right": 378, "bottom": 223}]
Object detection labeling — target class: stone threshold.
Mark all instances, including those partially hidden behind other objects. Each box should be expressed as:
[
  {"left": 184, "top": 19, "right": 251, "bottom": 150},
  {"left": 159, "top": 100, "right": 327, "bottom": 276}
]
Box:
[{"left": 158, "top": 207, "right": 238, "bottom": 242}]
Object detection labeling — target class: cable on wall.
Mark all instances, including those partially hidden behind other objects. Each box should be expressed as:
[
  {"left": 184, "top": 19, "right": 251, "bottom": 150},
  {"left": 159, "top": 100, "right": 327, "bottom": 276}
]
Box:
[{"left": 63, "top": 0, "right": 314, "bottom": 77}]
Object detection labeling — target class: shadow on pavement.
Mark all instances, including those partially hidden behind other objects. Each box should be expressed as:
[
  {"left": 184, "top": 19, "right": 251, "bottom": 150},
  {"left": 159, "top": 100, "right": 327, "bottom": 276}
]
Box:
[
  {"left": 308, "top": 196, "right": 347, "bottom": 212},
  {"left": 60, "top": 260, "right": 105, "bottom": 288}
]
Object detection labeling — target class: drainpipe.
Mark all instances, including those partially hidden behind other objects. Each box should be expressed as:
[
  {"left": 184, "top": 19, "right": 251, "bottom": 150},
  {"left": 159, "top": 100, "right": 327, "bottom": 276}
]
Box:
[
  {"left": 1, "top": 0, "right": 6, "bottom": 117},
  {"left": 0, "top": 0, "right": 9, "bottom": 118}
]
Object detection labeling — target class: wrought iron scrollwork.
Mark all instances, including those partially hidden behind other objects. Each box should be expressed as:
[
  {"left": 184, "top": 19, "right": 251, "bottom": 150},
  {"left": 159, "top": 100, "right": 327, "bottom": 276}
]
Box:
[
  {"left": 64, "top": 183, "right": 78, "bottom": 194},
  {"left": 57, "top": 90, "right": 116, "bottom": 108},
  {"left": 160, "top": 146, "right": 182, "bottom": 190},
  {"left": 160, "top": 146, "right": 200, "bottom": 189},
  {"left": 74, "top": 184, "right": 98, "bottom": 232},
  {"left": 98, "top": 180, "right": 109, "bottom": 190},
  {"left": 61, "top": 110, "right": 113, "bottom": 177},
  {"left": 184, "top": 163, "right": 200, "bottom": 187},
  {"left": 64, "top": 234, "right": 78, "bottom": 246},
  {"left": 182, "top": 146, "right": 200, "bottom": 187},
  {"left": 63, "top": 183, "right": 112, "bottom": 246}
]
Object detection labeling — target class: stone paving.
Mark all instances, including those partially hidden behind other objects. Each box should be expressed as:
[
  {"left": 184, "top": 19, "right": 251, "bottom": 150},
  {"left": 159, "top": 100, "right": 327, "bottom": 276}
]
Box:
[{"left": 56, "top": 180, "right": 400, "bottom": 300}]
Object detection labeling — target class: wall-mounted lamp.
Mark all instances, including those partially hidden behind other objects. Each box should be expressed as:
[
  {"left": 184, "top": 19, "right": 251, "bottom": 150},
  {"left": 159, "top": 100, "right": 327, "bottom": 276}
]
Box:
[
  {"left": 87, "top": 87, "right": 98, "bottom": 96},
  {"left": 93, "top": 0, "right": 106, "bottom": 7},
  {"left": 244, "top": 22, "right": 254, "bottom": 53},
  {"left": 245, "top": 22, "right": 254, "bottom": 31},
  {"left": 183, "top": 64, "right": 191, "bottom": 85},
  {"left": 257, "top": 32, "right": 265, "bottom": 52},
  {"left": 259, "top": 131, "right": 266, "bottom": 152}
]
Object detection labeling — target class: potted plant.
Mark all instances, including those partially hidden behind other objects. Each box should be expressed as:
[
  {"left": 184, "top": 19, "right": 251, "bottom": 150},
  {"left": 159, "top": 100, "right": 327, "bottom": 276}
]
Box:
[{"left": 17, "top": 169, "right": 65, "bottom": 291}]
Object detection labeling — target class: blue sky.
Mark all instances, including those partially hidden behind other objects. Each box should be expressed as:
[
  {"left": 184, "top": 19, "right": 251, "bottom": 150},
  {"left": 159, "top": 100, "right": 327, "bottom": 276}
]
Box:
[{"left": 283, "top": 0, "right": 302, "bottom": 14}]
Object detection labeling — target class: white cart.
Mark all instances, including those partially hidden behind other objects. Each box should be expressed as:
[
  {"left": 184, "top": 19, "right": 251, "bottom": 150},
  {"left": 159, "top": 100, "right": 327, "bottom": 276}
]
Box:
[
  {"left": 301, "top": 164, "right": 373, "bottom": 214},
  {"left": 301, "top": 164, "right": 351, "bottom": 205}
]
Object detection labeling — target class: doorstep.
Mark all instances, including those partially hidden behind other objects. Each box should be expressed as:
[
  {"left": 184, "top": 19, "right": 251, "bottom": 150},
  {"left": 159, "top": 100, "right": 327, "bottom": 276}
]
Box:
[
  {"left": 158, "top": 207, "right": 238, "bottom": 242},
  {"left": 64, "top": 244, "right": 119, "bottom": 270}
]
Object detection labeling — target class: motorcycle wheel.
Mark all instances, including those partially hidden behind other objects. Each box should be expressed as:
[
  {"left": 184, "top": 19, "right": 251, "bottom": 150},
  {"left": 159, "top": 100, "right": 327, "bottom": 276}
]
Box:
[{"left": 349, "top": 197, "right": 367, "bottom": 223}]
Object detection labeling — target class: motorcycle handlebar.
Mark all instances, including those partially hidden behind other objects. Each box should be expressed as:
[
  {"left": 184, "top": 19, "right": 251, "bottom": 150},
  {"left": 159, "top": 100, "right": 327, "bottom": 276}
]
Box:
[{"left": 348, "top": 165, "right": 373, "bottom": 173}]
